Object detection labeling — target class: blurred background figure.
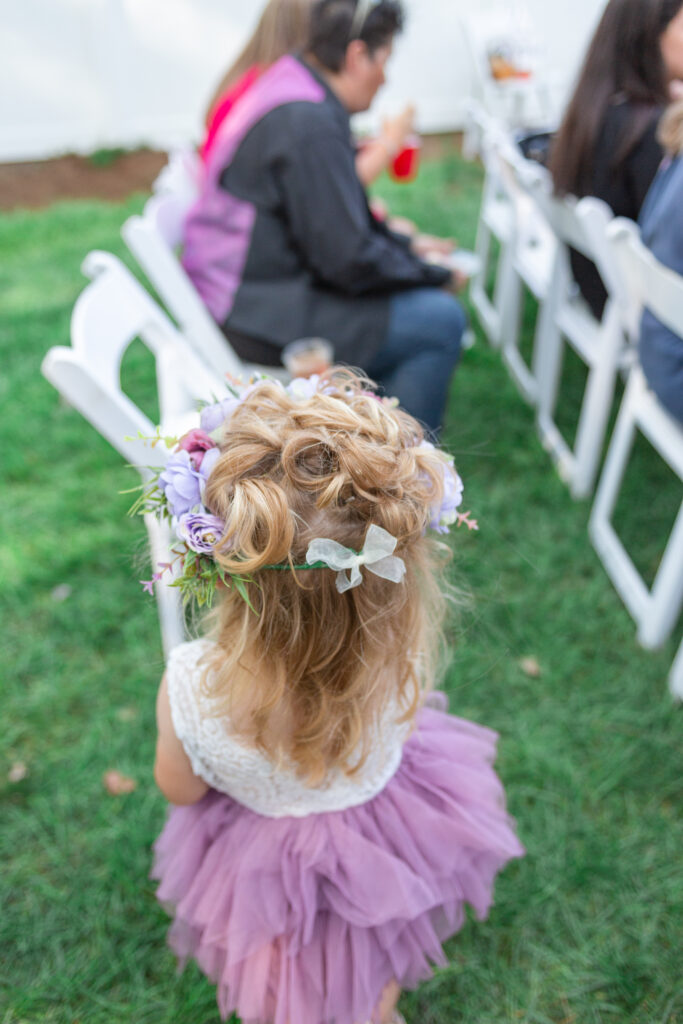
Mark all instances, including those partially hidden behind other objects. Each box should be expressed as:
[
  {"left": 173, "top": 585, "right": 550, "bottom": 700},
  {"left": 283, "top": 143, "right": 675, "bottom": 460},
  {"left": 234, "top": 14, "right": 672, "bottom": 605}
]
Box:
[
  {"left": 549, "top": 0, "right": 683, "bottom": 318},
  {"left": 182, "top": 0, "right": 466, "bottom": 433},
  {"left": 638, "top": 97, "right": 683, "bottom": 422},
  {"left": 200, "top": 0, "right": 416, "bottom": 188},
  {"left": 201, "top": 0, "right": 313, "bottom": 165}
]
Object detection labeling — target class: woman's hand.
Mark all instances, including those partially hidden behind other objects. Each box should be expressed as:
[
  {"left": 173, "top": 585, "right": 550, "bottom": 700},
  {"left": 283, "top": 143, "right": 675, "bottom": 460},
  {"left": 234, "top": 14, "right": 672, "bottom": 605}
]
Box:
[
  {"left": 412, "top": 233, "right": 456, "bottom": 259},
  {"left": 380, "top": 103, "right": 416, "bottom": 156}
]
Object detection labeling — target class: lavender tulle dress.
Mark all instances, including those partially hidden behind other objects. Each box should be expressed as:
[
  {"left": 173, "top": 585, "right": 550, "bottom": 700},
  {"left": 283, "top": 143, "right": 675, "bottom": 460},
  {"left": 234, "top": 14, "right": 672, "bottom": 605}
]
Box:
[{"left": 152, "top": 639, "right": 524, "bottom": 1024}]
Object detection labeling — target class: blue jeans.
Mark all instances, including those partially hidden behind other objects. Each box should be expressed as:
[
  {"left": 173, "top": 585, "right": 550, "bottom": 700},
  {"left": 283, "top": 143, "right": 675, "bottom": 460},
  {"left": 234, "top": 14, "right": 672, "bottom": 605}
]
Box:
[{"left": 366, "top": 288, "right": 466, "bottom": 434}]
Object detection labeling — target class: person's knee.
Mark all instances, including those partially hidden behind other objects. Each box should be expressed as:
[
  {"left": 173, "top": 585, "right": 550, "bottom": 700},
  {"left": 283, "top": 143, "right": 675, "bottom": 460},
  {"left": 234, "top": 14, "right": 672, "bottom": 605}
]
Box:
[{"left": 424, "top": 292, "right": 466, "bottom": 359}]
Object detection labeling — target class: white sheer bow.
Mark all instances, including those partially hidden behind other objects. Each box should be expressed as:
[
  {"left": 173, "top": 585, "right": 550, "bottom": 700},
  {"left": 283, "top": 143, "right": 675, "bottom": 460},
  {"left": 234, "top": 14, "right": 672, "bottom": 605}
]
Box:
[{"left": 306, "top": 524, "right": 406, "bottom": 594}]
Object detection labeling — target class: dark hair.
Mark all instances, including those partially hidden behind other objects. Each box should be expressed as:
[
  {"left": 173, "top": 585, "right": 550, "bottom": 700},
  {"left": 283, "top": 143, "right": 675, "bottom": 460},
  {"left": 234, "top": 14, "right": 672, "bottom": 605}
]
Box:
[
  {"left": 307, "top": 0, "right": 404, "bottom": 72},
  {"left": 549, "top": 0, "right": 682, "bottom": 197}
]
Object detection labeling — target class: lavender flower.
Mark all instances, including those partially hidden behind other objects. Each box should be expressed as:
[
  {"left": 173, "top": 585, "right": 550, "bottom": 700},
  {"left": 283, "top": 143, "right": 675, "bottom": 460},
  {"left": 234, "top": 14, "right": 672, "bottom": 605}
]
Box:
[
  {"left": 176, "top": 512, "right": 226, "bottom": 554},
  {"left": 158, "top": 450, "right": 202, "bottom": 517},
  {"left": 198, "top": 446, "right": 221, "bottom": 503},
  {"left": 417, "top": 442, "right": 465, "bottom": 534},
  {"left": 431, "top": 462, "right": 464, "bottom": 534},
  {"left": 200, "top": 395, "right": 243, "bottom": 434}
]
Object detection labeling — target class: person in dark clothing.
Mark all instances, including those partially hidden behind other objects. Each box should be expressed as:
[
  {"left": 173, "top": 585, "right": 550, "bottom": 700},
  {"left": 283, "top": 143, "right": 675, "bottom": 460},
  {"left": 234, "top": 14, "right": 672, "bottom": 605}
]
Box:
[
  {"left": 182, "top": 0, "right": 465, "bottom": 433},
  {"left": 548, "top": 0, "right": 683, "bottom": 319}
]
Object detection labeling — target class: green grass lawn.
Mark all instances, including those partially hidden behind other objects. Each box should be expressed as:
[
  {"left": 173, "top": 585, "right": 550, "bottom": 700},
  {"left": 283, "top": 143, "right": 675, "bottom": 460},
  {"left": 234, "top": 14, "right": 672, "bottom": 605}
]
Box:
[{"left": 1, "top": 151, "right": 682, "bottom": 1024}]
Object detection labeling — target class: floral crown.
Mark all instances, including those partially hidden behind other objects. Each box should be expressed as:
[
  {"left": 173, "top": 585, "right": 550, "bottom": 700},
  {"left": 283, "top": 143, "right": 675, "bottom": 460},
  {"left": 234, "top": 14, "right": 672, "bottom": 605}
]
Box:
[{"left": 130, "top": 374, "right": 477, "bottom": 609}]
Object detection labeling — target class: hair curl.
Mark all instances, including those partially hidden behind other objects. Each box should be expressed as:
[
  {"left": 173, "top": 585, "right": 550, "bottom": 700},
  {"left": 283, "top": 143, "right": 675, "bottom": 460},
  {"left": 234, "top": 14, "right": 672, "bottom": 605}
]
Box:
[{"left": 200, "top": 370, "right": 453, "bottom": 783}]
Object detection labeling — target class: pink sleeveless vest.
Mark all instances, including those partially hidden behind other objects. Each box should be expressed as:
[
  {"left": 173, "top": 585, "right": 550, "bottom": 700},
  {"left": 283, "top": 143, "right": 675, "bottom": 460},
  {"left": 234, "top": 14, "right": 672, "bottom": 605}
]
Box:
[{"left": 182, "top": 56, "right": 325, "bottom": 324}]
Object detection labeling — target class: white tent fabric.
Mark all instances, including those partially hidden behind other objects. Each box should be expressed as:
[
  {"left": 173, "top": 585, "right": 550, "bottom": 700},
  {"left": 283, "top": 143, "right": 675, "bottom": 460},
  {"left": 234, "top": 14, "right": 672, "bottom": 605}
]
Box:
[{"left": 1, "top": 0, "right": 606, "bottom": 163}]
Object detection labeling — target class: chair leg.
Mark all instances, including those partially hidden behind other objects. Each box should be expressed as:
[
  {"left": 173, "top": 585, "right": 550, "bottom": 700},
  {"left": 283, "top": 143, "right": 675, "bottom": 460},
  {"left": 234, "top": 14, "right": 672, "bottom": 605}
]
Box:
[
  {"left": 588, "top": 378, "right": 647, "bottom": 622},
  {"left": 570, "top": 311, "right": 623, "bottom": 500},
  {"left": 145, "top": 514, "right": 186, "bottom": 658},
  {"left": 471, "top": 217, "right": 505, "bottom": 347},
  {"left": 590, "top": 372, "right": 640, "bottom": 533},
  {"left": 637, "top": 500, "right": 683, "bottom": 649},
  {"left": 501, "top": 273, "right": 540, "bottom": 405},
  {"left": 590, "top": 371, "right": 683, "bottom": 650},
  {"left": 669, "top": 637, "right": 683, "bottom": 702}
]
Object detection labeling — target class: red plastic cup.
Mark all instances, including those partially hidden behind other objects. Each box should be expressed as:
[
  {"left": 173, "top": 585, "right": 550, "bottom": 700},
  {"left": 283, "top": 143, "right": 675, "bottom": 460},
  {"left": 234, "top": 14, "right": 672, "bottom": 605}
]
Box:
[{"left": 390, "top": 134, "right": 421, "bottom": 183}]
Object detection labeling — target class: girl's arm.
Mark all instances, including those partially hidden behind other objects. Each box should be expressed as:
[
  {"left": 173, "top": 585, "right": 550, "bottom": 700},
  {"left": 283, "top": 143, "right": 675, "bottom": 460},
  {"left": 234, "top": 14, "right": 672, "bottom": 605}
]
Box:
[{"left": 154, "top": 674, "right": 209, "bottom": 805}]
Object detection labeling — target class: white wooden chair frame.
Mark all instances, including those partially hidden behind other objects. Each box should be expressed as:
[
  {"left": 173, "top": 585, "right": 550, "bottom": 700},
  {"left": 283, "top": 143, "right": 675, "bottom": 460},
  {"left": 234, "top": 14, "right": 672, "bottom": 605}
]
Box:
[
  {"left": 670, "top": 638, "right": 683, "bottom": 700},
  {"left": 469, "top": 121, "right": 516, "bottom": 348},
  {"left": 527, "top": 187, "right": 628, "bottom": 499},
  {"left": 42, "top": 251, "right": 229, "bottom": 657},
  {"left": 458, "top": 14, "right": 555, "bottom": 146},
  {"left": 495, "top": 140, "right": 557, "bottom": 404},
  {"left": 589, "top": 219, "right": 683, "bottom": 680},
  {"left": 122, "top": 183, "right": 288, "bottom": 384}
]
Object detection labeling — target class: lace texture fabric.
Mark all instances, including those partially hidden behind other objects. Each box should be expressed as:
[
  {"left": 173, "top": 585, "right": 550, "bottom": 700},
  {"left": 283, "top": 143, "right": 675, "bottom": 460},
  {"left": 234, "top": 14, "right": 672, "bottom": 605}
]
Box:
[{"left": 166, "top": 639, "right": 411, "bottom": 818}]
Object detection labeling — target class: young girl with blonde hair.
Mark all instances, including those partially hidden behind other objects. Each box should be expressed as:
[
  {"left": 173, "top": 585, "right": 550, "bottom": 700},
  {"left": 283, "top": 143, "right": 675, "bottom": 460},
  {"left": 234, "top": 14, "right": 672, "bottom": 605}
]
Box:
[{"left": 142, "top": 370, "right": 524, "bottom": 1024}]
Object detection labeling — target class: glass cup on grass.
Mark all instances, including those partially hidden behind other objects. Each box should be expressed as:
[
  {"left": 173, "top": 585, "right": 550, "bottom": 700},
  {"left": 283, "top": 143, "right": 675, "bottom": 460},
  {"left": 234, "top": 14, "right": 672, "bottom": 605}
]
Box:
[{"left": 282, "top": 338, "right": 334, "bottom": 379}]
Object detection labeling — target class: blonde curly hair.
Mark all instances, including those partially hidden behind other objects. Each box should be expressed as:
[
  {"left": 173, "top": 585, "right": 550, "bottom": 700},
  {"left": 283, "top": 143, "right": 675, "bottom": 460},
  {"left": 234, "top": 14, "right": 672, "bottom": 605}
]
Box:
[{"left": 201, "top": 371, "right": 455, "bottom": 783}]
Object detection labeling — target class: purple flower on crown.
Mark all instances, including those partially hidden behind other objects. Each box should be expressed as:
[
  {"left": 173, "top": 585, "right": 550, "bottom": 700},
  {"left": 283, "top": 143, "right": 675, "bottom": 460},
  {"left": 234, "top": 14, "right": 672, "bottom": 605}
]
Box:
[
  {"left": 430, "top": 461, "right": 464, "bottom": 534},
  {"left": 200, "top": 395, "right": 243, "bottom": 434},
  {"left": 417, "top": 441, "right": 465, "bottom": 534},
  {"left": 159, "top": 450, "right": 202, "bottom": 517},
  {"left": 198, "top": 446, "right": 220, "bottom": 503},
  {"left": 176, "top": 512, "right": 226, "bottom": 554}
]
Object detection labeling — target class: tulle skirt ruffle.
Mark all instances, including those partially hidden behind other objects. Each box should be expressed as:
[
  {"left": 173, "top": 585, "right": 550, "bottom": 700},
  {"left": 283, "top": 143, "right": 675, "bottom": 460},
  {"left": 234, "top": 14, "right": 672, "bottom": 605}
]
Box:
[{"left": 152, "top": 706, "right": 524, "bottom": 1024}]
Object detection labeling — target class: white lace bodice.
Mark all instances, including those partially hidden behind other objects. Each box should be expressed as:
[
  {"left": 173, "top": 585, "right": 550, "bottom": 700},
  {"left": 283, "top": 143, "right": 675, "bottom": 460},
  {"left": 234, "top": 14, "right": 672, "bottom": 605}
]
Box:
[{"left": 166, "top": 639, "right": 411, "bottom": 818}]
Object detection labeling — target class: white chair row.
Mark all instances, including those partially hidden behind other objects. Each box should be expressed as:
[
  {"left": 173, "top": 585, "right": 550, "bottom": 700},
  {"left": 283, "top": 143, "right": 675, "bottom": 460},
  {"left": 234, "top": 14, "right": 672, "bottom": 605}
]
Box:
[
  {"left": 470, "top": 126, "right": 682, "bottom": 696},
  {"left": 40, "top": 148, "right": 298, "bottom": 659},
  {"left": 471, "top": 128, "right": 627, "bottom": 499},
  {"left": 121, "top": 149, "right": 288, "bottom": 385},
  {"left": 588, "top": 220, "right": 683, "bottom": 698},
  {"left": 42, "top": 250, "right": 231, "bottom": 657}
]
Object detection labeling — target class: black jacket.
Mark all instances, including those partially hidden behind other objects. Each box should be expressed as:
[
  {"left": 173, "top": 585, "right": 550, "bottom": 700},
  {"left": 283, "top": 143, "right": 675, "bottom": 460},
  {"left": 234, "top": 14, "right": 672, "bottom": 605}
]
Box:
[{"left": 199, "top": 56, "right": 450, "bottom": 366}]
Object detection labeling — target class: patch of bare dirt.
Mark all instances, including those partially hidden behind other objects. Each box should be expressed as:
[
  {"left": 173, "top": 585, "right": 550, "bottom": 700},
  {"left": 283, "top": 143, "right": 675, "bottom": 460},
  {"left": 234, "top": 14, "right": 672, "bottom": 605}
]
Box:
[
  {"left": 0, "top": 149, "right": 167, "bottom": 211},
  {"left": 0, "top": 133, "right": 462, "bottom": 211}
]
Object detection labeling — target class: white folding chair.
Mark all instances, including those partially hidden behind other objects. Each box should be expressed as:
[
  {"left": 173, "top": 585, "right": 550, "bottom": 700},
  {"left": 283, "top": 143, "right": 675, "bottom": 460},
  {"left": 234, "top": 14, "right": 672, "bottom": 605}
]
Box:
[
  {"left": 151, "top": 146, "right": 202, "bottom": 203},
  {"left": 459, "top": 10, "right": 555, "bottom": 139},
  {"left": 526, "top": 186, "right": 629, "bottom": 498},
  {"left": 122, "top": 188, "right": 288, "bottom": 384},
  {"left": 41, "top": 251, "right": 230, "bottom": 657},
  {"left": 589, "top": 218, "right": 683, "bottom": 657},
  {"left": 469, "top": 118, "right": 516, "bottom": 347},
  {"left": 495, "top": 140, "right": 557, "bottom": 404}
]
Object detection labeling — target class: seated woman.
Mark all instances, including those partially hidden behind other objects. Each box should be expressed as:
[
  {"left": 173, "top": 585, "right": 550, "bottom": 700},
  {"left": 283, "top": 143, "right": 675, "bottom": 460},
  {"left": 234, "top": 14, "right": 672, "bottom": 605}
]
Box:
[
  {"left": 638, "top": 99, "right": 683, "bottom": 423},
  {"left": 549, "top": 0, "right": 683, "bottom": 319},
  {"left": 201, "top": 0, "right": 416, "bottom": 190},
  {"left": 182, "top": 0, "right": 466, "bottom": 434}
]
